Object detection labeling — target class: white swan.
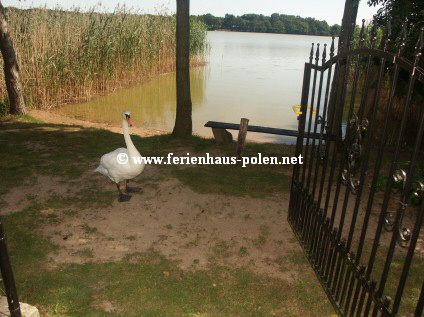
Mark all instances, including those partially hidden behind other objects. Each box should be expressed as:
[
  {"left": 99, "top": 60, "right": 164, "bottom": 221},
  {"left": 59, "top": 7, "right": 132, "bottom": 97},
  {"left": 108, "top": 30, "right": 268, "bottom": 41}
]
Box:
[{"left": 95, "top": 111, "right": 145, "bottom": 202}]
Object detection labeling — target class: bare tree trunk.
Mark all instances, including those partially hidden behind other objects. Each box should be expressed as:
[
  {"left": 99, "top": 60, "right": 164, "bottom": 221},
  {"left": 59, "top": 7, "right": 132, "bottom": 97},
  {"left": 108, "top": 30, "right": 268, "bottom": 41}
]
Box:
[
  {"left": 339, "top": 0, "right": 360, "bottom": 53},
  {"left": 0, "top": 2, "right": 26, "bottom": 115},
  {"left": 328, "top": 0, "right": 359, "bottom": 143},
  {"left": 172, "top": 0, "right": 192, "bottom": 137}
]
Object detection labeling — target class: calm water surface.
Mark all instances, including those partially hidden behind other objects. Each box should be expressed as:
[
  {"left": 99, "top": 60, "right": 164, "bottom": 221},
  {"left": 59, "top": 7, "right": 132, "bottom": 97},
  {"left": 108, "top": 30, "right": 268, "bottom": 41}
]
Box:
[{"left": 57, "top": 31, "right": 336, "bottom": 143}]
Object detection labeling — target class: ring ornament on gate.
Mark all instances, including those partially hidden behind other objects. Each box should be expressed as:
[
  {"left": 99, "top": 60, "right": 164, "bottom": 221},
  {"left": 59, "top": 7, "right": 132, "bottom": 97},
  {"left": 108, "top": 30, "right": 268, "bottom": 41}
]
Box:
[
  {"left": 391, "top": 201, "right": 410, "bottom": 248},
  {"left": 398, "top": 201, "right": 411, "bottom": 248},
  {"left": 398, "top": 181, "right": 424, "bottom": 247},
  {"left": 392, "top": 168, "right": 407, "bottom": 187},
  {"left": 411, "top": 181, "right": 424, "bottom": 198},
  {"left": 384, "top": 169, "right": 407, "bottom": 234}
]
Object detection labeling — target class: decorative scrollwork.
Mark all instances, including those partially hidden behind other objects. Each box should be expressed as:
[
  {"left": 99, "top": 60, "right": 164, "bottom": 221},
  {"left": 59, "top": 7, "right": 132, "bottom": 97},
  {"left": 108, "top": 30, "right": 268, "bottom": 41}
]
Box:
[
  {"left": 399, "top": 181, "right": 424, "bottom": 247},
  {"left": 393, "top": 169, "right": 407, "bottom": 186},
  {"left": 411, "top": 181, "right": 424, "bottom": 198},
  {"left": 397, "top": 202, "right": 411, "bottom": 248},
  {"left": 342, "top": 114, "right": 368, "bottom": 194},
  {"left": 384, "top": 211, "right": 395, "bottom": 232},
  {"left": 383, "top": 171, "right": 421, "bottom": 248}
]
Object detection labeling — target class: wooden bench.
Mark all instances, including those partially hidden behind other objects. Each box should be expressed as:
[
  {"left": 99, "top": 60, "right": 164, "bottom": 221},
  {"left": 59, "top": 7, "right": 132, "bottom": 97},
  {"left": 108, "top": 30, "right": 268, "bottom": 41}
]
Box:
[
  {"left": 204, "top": 120, "right": 325, "bottom": 142},
  {"left": 205, "top": 119, "right": 339, "bottom": 159}
]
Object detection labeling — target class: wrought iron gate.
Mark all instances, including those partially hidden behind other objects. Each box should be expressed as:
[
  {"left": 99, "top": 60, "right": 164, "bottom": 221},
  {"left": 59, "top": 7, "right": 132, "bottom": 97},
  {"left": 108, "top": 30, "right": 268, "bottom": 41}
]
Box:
[{"left": 288, "top": 20, "right": 424, "bottom": 316}]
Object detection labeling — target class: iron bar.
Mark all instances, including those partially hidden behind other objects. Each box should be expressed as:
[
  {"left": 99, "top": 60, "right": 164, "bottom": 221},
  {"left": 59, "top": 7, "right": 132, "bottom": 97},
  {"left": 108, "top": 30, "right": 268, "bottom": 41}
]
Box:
[
  {"left": 415, "top": 282, "right": 424, "bottom": 317},
  {"left": 371, "top": 28, "right": 424, "bottom": 315},
  {"left": 301, "top": 43, "right": 319, "bottom": 185},
  {"left": 307, "top": 44, "right": 326, "bottom": 193},
  {"left": 0, "top": 218, "right": 21, "bottom": 317},
  {"left": 391, "top": 181, "right": 424, "bottom": 315},
  {"left": 317, "top": 61, "right": 340, "bottom": 212}
]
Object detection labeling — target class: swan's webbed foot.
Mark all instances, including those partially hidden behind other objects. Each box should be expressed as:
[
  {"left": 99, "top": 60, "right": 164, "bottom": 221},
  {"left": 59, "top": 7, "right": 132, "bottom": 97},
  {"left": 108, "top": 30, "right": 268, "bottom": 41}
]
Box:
[
  {"left": 126, "top": 180, "right": 141, "bottom": 193},
  {"left": 116, "top": 183, "right": 132, "bottom": 202},
  {"left": 118, "top": 194, "right": 132, "bottom": 202}
]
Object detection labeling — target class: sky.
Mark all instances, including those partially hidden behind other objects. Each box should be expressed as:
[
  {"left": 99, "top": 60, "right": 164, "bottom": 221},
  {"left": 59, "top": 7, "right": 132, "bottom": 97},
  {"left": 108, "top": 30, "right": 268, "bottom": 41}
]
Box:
[{"left": 4, "top": 0, "right": 381, "bottom": 26}]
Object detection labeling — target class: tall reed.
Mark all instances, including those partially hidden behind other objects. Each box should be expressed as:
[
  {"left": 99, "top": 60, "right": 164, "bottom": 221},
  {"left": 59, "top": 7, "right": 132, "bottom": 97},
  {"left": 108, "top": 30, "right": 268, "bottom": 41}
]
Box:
[{"left": 0, "top": 5, "right": 207, "bottom": 110}]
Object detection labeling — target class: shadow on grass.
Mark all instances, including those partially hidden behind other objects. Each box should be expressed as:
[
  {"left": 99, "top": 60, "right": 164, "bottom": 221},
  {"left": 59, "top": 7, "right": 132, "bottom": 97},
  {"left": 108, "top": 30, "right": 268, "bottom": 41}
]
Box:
[{"left": 0, "top": 121, "right": 294, "bottom": 199}]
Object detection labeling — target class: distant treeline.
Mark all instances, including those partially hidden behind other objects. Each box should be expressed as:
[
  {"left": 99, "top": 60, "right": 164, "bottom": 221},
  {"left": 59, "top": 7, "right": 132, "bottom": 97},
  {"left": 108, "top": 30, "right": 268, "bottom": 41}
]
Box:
[{"left": 197, "top": 13, "right": 341, "bottom": 36}]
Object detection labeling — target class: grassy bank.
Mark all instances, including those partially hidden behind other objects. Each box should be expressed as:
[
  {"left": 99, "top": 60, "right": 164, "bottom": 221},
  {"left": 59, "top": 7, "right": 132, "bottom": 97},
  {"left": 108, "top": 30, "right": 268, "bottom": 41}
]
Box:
[
  {"left": 0, "top": 6, "right": 207, "bottom": 113},
  {"left": 0, "top": 118, "right": 338, "bottom": 316}
]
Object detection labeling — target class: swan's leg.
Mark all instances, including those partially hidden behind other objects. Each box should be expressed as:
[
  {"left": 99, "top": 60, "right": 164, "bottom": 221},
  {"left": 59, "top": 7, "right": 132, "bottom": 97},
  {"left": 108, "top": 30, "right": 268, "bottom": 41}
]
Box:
[
  {"left": 116, "top": 183, "right": 132, "bottom": 202},
  {"left": 125, "top": 180, "right": 141, "bottom": 193}
]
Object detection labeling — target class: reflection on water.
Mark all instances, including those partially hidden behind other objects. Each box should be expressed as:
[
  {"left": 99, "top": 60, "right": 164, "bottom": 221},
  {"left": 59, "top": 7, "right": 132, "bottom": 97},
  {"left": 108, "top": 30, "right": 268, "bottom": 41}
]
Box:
[
  {"left": 57, "top": 68, "right": 206, "bottom": 131},
  {"left": 58, "top": 31, "right": 336, "bottom": 144}
]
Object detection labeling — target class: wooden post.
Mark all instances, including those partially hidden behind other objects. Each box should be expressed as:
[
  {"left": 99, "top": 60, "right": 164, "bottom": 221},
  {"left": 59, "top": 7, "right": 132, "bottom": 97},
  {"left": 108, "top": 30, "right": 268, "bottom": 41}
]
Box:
[{"left": 236, "top": 118, "right": 249, "bottom": 160}]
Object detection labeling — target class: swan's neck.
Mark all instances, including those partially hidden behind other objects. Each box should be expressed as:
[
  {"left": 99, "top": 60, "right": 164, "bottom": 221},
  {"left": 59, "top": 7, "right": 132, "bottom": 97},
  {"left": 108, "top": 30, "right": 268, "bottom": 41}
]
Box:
[{"left": 123, "top": 119, "right": 140, "bottom": 161}]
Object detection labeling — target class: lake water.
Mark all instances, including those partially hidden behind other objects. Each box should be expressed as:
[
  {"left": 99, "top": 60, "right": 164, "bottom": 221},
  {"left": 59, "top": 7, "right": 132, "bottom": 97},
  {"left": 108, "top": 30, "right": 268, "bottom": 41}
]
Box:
[{"left": 57, "top": 31, "right": 336, "bottom": 143}]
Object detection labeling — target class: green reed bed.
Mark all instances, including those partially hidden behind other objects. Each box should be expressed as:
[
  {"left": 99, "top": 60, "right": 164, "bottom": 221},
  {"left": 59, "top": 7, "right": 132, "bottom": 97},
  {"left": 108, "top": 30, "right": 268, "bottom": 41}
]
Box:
[{"left": 0, "top": 6, "right": 207, "bottom": 111}]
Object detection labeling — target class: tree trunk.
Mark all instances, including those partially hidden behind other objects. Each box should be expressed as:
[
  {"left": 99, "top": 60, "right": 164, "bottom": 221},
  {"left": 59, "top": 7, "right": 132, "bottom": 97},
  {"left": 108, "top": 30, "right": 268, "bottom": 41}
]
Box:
[
  {"left": 339, "top": 0, "right": 360, "bottom": 53},
  {"left": 172, "top": 0, "right": 192, "bottom": 137},
  {"left": 0, "top": 2, "right": 26, "bottom": 115},
  {"left": 328, "top": 0, "right": 359, "bottom": 143}
]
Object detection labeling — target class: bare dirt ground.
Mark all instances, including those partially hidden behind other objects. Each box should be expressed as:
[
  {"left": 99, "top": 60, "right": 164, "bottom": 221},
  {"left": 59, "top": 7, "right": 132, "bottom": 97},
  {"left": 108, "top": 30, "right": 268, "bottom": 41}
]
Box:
[
  {"left": 1, "top": 167, "right": 300, "bottom": 282},
  {"left": 2, "top": 110, "right": 304, "bottom": 281}
]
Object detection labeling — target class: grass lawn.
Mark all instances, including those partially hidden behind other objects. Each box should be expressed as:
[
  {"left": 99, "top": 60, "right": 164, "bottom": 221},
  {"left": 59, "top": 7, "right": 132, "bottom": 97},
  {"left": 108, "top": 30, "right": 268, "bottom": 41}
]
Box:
[{"left": 0, "top": 116, "right": 336, "bottom": 316}]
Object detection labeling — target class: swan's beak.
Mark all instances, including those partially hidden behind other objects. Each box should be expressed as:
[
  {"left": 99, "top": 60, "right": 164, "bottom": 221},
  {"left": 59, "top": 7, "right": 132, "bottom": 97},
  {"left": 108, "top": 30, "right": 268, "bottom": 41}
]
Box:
[{"left": 127, "top": 118, "right": 133, "bottom": 127}]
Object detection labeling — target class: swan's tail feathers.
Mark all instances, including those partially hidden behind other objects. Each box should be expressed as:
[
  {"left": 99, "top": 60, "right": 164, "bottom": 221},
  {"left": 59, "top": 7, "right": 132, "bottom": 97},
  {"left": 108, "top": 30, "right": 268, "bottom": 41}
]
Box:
[{"left": 94, "top": 165, "right": 108, "bottom": 175}]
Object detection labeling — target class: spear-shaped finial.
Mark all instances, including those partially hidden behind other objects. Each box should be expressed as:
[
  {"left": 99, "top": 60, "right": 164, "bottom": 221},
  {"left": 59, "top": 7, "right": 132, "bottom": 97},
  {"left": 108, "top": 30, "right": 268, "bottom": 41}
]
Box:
[
  {"left": 315, "top": 43, "right": 320, "bottom": 64},
  {"left": 370, "top": 16, "right": 378, "bottom": 49},
  {"left": 330, "top": 36, "right": 335, "bottom": 58},
  {"left": 383, "top": 20, "right": 392, "bottom": 52},
  {"left": 309, "top": 43, "right": 314, "bottom": 63},
  {"left": 322, "top": 43, "right": 327, "bottom": 64},
  {"left": 359, "top": 19, "right": 366, "bottom": 48}
]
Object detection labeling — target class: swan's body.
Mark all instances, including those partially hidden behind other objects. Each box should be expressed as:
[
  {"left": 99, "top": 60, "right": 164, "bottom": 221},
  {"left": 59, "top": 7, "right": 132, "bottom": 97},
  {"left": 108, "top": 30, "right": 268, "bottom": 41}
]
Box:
[
  {"left": 95, "top": 111, "right": 145, "bottom": 201},
  {"left": 94, "top": 147, "right": 144, "bottom": 183}
]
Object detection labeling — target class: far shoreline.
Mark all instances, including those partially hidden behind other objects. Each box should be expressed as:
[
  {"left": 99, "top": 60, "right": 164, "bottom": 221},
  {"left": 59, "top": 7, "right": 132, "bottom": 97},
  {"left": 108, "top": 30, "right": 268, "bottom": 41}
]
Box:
[{"left": 208, "top": 29, "right": 338, "bottom": 38}]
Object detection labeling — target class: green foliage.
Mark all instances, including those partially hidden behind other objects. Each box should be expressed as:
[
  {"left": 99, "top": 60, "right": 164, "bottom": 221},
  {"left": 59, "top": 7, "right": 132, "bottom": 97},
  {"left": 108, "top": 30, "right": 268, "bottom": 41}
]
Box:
[
  {"left": 367, "top": 0, "right": 424, "bottom": 61},
  {"left": 190, "top": 16, "right": 208, "bottom": 55},
  {"left": 197, "top": 13, "right": 341, "bottom": 36},
  {"left": 0, "top": 99, "right": 9, "bottom": 116},
  {"left": 351, "top": 22, "right": 384, "bottom": 49},
  {"left": 1, "top": 7, "right": 207, "bottom": 110}
]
